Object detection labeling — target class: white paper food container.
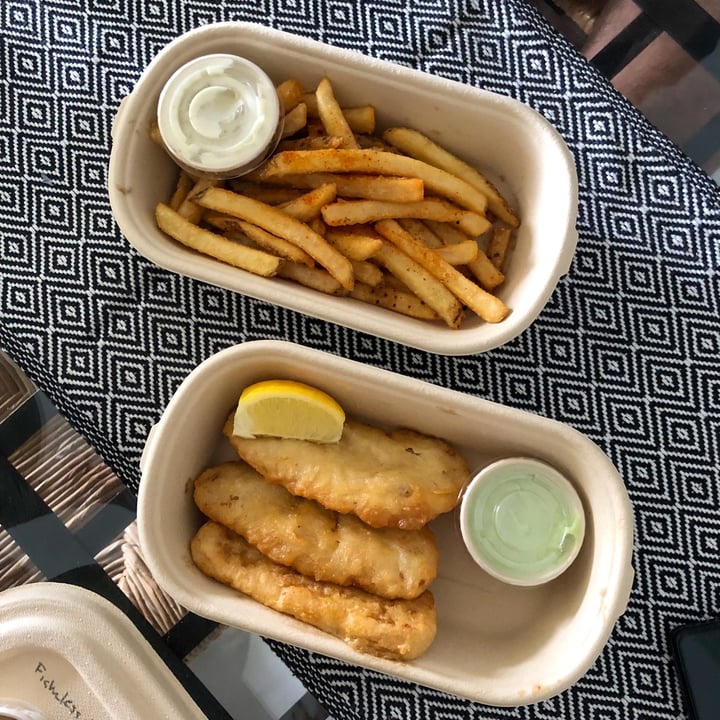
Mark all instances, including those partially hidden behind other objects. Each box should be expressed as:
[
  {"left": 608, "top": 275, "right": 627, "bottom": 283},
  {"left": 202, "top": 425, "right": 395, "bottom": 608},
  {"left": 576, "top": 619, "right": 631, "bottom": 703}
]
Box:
[
  {"left": 108, "top": 22, "right": 579, "bottom": 356},
  {"left": 137, "top": 340, "right": 634, "bottom": 706},
  {"left": 0, "top": 583, "right": 206, "bottom": 719}
]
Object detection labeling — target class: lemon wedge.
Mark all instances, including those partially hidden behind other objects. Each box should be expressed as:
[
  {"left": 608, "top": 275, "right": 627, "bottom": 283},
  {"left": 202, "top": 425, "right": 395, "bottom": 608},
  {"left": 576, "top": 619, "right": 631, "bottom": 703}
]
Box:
[{"left": 232, "top": 379, "right": 345, "bottom": 443}]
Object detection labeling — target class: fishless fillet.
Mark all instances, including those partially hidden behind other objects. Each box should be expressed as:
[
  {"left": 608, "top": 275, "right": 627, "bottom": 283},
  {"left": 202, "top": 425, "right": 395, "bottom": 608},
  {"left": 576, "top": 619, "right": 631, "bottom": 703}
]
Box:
[
  {"left": 191, "top": 521, "right": 437, "bottom": 661},
  {"left": 224, "top": 416, "right": 470, "bottom": 529},
  {"left": 194, "top": 461, "right": 439, "bottom": 599}
]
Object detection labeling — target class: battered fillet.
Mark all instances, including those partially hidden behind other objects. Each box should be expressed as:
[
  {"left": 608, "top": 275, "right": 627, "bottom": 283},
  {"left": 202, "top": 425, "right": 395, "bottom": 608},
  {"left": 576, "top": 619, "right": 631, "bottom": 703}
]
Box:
[
  {"left": 194, "top": 462, "right": 439, "bottom": 599},
  {"left": 223, "top": 415, "right": 470, "bottom": 529},
  {"left": 191, "top": 521, "right": 437, "bottom": 661}
]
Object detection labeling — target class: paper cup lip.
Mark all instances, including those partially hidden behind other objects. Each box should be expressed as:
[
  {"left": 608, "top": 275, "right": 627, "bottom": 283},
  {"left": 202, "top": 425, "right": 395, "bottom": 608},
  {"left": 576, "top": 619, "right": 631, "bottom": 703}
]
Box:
[{"left": 460, "top": 456, "right": 587, "bottom": 587}]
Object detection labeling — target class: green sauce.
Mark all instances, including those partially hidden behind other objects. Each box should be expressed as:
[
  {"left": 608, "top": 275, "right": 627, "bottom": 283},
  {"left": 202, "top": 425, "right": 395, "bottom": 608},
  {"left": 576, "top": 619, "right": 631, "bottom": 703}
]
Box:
[{"left": 463, "top": 460, "right": 585, "bottom": 584}]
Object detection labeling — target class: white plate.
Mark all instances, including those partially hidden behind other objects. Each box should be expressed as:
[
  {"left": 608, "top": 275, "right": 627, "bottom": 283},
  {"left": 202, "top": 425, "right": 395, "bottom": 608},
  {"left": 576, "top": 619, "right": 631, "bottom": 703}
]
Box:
[
  {"left": 137, "top": 340, "right": 634, "bottom": 706},
  {"left": 0, "top": 583, "right": 206, "bottom": 719},
  {"left": 108, "top": 22, "right": 578, "bottom": 356}
]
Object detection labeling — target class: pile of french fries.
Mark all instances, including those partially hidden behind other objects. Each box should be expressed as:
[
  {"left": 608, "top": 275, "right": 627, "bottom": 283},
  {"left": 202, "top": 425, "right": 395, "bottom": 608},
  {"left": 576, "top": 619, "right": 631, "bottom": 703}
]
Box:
[{"left": 153, "top": 75, "right": 520, "bottom": 328}]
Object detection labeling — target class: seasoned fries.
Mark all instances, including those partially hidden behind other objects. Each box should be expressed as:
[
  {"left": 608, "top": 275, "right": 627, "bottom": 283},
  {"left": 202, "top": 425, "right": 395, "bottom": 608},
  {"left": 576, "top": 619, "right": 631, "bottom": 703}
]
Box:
[
  {"left": 277, "top": 182, "right": 338, "bottom": 222},
  {"left": 303, "top": 93, "right": 376, "bottom": 134},
  {"left": 324, "top": 226, "right": 383, "bottom": 260},
  {"left": 487, "top": 226, "right": 512, "bottom": 270},
  {"left": 383, "top": 127, "right": 520, "bottom": 228},
  {"left": 321, "top": 198, "right": 491, "bottom": 237},
  {"left": 350, "top": 283, "right": 439, "bottom": 320},
  {"left": 267, "top": 173, "right": 424, "bottom": 203},
  {"left": 351, "top": 259, "right": 384, "bottom": 287},
  {"left": 153, "top": 74, "right": 520, "bottom": 329},
  {"left": 205, "top": 214, "right": 315, "bottom": 267},
  {"left": 425, "top": 220, "right": 505, "bottom": 291},
  {"left": 176, "top": 176, "right": 219, "bottom": 224},
  {"left": 155, "top": 204, "right": 281, "bottom": 277},
  {"left": 435, "top": 240, "right": 479, "bottom": 266},
  {"left": 315, "top": 77, "right": 358, "bottom": 149},
  {"left": 169, "top": 170, "right": 195, "bottom": 210},
  {"left": 276, "top": 78, "right": 305, "bottom": 111},
  {"left": 373, "top": 239, "right": 464, "bottom": 329},
  {"left": 375, "top": 220, "right": 509, "bottom": 323},
  {"left": 277, "top": 262, "right": 344, "bottom": 294},
  {"left": 398, "top": 219, "right": 443, "bottom": 249},
  {"left": 281, "top": 102, "right": 308, "bottom": 138},
  {"left": 191, "top": 186, "right": 354, "bottom": 291},
  {"left": 257, "top": 149, "right": 490, "bottom": 216}
]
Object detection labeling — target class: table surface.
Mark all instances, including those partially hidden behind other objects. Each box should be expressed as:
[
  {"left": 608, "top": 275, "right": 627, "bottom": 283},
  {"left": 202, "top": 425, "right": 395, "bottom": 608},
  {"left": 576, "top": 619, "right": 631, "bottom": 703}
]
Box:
[{"left": 1, "top": 1, "right": 719, "bottom": 719}]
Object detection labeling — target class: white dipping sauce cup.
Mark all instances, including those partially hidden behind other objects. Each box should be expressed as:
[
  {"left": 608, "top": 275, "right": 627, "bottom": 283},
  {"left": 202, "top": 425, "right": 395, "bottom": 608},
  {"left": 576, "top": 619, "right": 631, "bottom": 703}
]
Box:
[
  {"left": 156, "top": 53, "right": 282, "bottom": 178},
  {"left": 460, "top": 457, "right": 586, "bottom": 586}
]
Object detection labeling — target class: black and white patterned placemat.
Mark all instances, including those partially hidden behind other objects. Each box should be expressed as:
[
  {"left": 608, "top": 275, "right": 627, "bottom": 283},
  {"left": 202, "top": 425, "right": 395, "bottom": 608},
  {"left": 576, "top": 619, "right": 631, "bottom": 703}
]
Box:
[{"left": 1, "top": 1, "right": 719, "bottom": 718}]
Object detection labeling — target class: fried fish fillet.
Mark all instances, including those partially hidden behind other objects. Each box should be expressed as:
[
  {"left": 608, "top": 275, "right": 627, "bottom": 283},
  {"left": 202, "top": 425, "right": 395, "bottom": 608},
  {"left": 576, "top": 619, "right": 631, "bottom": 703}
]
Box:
[
  {"left": 191, "top": 521, "right": 437, "bottom": 661},
  {"left": 223, "top": 415, "right": 470, "bottom": 529},
  {"left": 194, "top": 461, "right": 439, "bottom": 599}
]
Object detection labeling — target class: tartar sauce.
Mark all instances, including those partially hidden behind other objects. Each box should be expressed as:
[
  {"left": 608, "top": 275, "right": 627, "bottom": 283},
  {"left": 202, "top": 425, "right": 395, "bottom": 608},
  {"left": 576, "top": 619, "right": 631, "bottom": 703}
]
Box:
[
  {"left": 156, "top": 54, "right": 282, "bottom": 178},
  {"left": 460, "top": 457, "right": 585, "bottom": 586}
]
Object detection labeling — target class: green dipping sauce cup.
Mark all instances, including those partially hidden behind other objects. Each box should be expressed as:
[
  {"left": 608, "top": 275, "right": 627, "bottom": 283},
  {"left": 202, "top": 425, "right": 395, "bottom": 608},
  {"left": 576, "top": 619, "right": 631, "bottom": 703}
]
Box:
[{"left": 460, "top": 457, "right": 586, "bottom": 587}]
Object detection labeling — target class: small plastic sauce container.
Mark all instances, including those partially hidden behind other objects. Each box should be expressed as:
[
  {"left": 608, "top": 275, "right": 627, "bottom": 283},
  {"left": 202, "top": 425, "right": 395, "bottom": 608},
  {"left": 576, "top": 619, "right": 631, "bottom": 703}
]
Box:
[
  {"left": 459, "top": 457, "right": 585, "bottom": 586},
  {"left": 156, "top": 53, "right": 282, "bottom": 179}
]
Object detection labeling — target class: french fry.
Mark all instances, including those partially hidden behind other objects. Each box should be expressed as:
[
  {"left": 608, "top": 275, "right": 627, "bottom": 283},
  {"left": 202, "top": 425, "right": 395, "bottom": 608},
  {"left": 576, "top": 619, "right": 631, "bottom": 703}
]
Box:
[
  {"left": 155, "top": 203, "right": 281, "bottom": 277},
  {"left": 355, "top": 134, "right": 397, "bottom": 151},
  {"left": 425, "top": 220, "right": 505, "bottom": 291},
  {"left": 487, "top": 226, "right": 512, "bottom": 270},
  {"left": 341, "top": 106, "right": 376, "bottom": 135},
  {"left": 264, "top": 173, "right": 424, "bottom": 203},
  {"left": 191, "top": 186, "right": 354, "bottom": 291},
  {"left": 301, "top": 93, "right": 318, "bottom": 116},
  {"left": 227, "top": 181, "right": 304, "bottom": 205},
  {"left": 205, "top": 214, "right": 315, "bottom": 267},
  {"left": 281, "top": 102, "right": 308, "bottom": 138},
  {"left": 380, "top": 271, "right": 413, "bottom": 292},
  {"left": 308, "top": 217, "right": 326, "bottom": 237},
  {"left": 321, "top": 198, "right": 491, "bottom": 237},
  {"left": 375, "top": 219, "right": 509, "bottom": 323},
  {"left": 350, "top": 283, "right": 439, "bottom": 320},
  {"left": 306, "top": 120, "right": 327, "bottom": 138},
  {"left": 277, "top": 182, "right": 337, "bottom": 222},
  {"left": 315, "top": 77, "right": 358, "bottom": 149},
  {"left": 276, "top": 78, "right": 305, "bottom": 111},
  {"left": 373, "top": 239, "right": 464, "bottom": 329},
  {"left": 177, "top": 176, "right": 219, "bottom": 224},
  {"left": 398, "top": 219, "right": 443, "bottom": 249},
  {"left": 169, "top": 170, "right": 195, "bottom": 211},
  {"left": 324, "top": 225, "right": 383, "bottom": 261},
  {"left": 303, "top": 94, "right": 376, "bottom": 134},
  {"left": 277, "top": 262, "right": 345, "bottom": 295},
  {"left": 464, "top": 247, "right": 505, "bottom": 290},
  {"left": 202, "top": 211, "right": 238, "bottom": 230},
  {"left": 257, "top": 149, "right": 489, "bottom": 216},
  {"left": 351, "top": 259, "right": 384, "bottom": 286},
  {"left": 435, "top": 240, "right": 479, "bottom": 266},
  {"left": 383, "top": 127, "right": 519, "bottom": 227},
  {"left": 277, "top": 135, "right": 344, "bottom": 152},
  {"left": 420, "top": 219, "right": 468, "bottom": 245}
]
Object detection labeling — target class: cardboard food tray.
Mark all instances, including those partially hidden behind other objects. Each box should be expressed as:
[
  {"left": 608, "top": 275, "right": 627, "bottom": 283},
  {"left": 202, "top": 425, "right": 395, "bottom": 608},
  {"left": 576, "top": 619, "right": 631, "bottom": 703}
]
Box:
[
  {"left": 108, "top": 22, "right": 578, "bottom": 356},
  {"left": 137, "top": 340, "right": 634, "bottom": 706},
  {"left": 0, "top": 583, "right": 206, "bottom": 719}
]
